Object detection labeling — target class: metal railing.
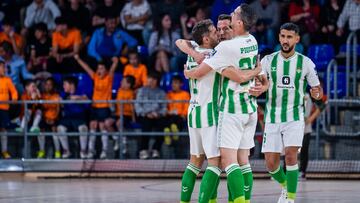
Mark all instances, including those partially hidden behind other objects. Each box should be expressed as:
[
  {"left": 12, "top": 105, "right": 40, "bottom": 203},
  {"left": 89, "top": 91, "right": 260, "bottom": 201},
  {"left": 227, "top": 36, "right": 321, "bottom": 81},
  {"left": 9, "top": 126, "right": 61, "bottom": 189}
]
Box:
[{"left": 345, "top": 31, "right": 358, "bottom": 97}]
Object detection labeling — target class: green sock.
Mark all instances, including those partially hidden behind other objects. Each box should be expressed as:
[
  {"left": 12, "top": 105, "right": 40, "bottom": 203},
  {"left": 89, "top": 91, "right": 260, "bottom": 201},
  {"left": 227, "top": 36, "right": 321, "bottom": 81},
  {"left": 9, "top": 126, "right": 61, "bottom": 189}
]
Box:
[
  {"left": 180, "top": 163, "right": 200, "bottom": 203},
  {"left": 269, "top": 165, "right": 287, "bottom": 188},
  {"left": 286, "top": 164, "right": 299, "bottom": 200},
  {"left": 227, "top": 181, "right": 233, "bottom": 203},
  {"left": 226, "top": 163, "right": 245, "bottom": 203},
  {"left": 198, "top": 166, "right": 221, "bottom": 203},
  {"left": 240, "top": 164, "right": 253, "bottom": 202},
  {"left": 208, "top": 176, "right": 220, "bottom": 203}
]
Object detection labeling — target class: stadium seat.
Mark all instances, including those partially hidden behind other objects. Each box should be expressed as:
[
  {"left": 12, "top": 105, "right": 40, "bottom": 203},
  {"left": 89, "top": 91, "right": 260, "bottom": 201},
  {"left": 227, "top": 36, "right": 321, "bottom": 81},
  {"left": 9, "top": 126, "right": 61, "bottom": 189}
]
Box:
[
  {"left": 52, "top": 73, "right": 63, "bottom": 87},
  {"left": 323, "top": 69, "right": 346, "bottom": 98},
  {"left": 307, "top": 44, "right": 335, "bottom": 71},
  {"left": 112, "top": 73, "right": 123, "bottom": 97},
  {"left": 137, "top": 45, "right": 149, "bottom": 60},
  {"left": 339, "top": 44, "right": 360, "bottom": 56},
  {"left": 73, "top": 73, "right": 93, "bottom": 98},
  {"left": 160, "top": 72, "right": 189, "bottom": 92}
]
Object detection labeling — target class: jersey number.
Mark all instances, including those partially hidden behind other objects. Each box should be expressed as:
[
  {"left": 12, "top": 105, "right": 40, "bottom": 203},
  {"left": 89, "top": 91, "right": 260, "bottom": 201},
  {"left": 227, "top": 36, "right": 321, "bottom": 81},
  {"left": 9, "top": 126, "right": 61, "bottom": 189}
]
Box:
[{"left": 238, "top": 56, "right": 257, "bottom": 86}]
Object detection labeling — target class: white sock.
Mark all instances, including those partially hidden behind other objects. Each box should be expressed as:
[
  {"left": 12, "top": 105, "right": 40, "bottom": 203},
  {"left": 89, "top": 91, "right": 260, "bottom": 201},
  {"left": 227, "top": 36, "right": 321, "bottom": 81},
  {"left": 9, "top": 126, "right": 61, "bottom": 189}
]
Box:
[
  {"left": 52, "top": 135, "right": 60, "bottom": 151},
  {"left": 78, "top": 125, "right": 88, "bottom": 151},
  {"left": 57, "top": 125, "right": 69, "bottom": 151},
  {"left": 101, "top": 130, "right": 108, "bottom": 152},
  {"left": 31, "top": 110, "right": 42, "bottom": 129},
  {"left": 1, "top": 133, "right": 7, "bottom": 152},
  {"left": 88, "top": 129, "right": 96, "bottom": 152},
  {"left": 37, "top": 135, "right": 45, "bottom": 151}
]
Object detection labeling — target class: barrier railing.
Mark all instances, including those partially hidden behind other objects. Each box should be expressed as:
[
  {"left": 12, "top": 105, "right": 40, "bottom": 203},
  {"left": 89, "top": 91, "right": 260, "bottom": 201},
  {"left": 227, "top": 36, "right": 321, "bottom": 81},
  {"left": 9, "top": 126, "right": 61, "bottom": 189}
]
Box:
[{"left": 345, "top": 31, "right": 358, "bottom": 97}]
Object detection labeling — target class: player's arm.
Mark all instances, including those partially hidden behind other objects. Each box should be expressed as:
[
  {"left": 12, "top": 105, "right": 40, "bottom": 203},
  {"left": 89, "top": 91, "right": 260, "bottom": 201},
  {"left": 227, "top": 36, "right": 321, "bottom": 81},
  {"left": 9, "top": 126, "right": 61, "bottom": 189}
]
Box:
[
  {"left": 8, "top": 79, "right": 18, "bottom": 101},
  {"left": 184, "top": 62, "right": 212, "bottom": 79},
  {"left": 175, "top": 39, "right": 205, "bottom": 64},
  {"left": 109, "top": 57, "right": 119, "bottom": 76},
  {"left": 221, "top": 62, "right": 262, "bottom": 84},
  {"left": 306, "top": 60, "right": 323, "bottom": 100},
  {"left": 74, "top": 54, "right": 95, "bottom": 76}
]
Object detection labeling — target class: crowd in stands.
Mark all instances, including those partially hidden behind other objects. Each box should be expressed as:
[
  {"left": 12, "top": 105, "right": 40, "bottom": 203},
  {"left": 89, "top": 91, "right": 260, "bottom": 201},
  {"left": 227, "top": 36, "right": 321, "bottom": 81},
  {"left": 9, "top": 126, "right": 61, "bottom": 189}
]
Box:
[{"left": 0, "top": 0, "right": 358, "bottom": 159}]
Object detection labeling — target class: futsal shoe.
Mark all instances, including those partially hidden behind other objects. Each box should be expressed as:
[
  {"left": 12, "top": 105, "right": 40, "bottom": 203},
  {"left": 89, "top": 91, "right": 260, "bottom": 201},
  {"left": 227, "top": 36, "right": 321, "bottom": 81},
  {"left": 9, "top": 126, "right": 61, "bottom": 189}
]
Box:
[
  {"left": 80, "top": 150, "right": 87, "bottom": 159},
  {"left": 277, "top": 187, "right": 287, "bottom": 203},
  {"left": 151, "top": 150, "right": 160, "bottom": 159},
  {"left": 37, "top": 150, "right": 45, "bottom": 158},
  {"left": 100, "top": 151, "right": 107, "bottom": 159},
  {"left": 54, "top": 150, "right": 61, "bottom": 159},
  {"left": 139, "top": 150, "right": 149, "bottom": 159},
  {"left": 30, "top": 127, "right": 40, "bottom": 134},
  {"left": 1, "top": 151, "right": 11, "bottom": 159},
  {"left": 62, "top": 150, "right": 71, "bottom": 159},
  {"left": 87, "top": 151, "right": 95, "bottom": 159}
]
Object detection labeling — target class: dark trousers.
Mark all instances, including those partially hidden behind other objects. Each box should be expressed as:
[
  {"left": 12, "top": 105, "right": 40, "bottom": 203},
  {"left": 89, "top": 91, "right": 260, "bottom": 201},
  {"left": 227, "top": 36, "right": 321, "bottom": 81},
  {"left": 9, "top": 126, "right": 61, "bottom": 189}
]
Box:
[
  {"left": 300, "top": 133, "right": 311, "bottom": 173},
  {"left": 138, "top": 116, "right": 164, "bottom": 151}
]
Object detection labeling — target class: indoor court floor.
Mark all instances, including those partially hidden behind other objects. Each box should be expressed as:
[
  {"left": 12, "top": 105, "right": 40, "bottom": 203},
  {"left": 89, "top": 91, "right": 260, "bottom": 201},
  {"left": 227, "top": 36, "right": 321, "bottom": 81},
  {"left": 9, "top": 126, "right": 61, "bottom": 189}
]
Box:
[{"left": 0, "top": 178, "right": 359, "bottom": 203}]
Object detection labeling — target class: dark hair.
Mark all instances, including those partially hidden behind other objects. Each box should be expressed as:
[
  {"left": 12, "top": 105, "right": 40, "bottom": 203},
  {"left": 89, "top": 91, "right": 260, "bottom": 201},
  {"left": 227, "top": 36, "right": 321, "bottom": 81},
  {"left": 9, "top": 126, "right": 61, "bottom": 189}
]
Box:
[
  {"left": 45, "top": 77, "right": 58, "bottom": 93},
  {"left": 2, "top": 17, "right": 13, "bottom": 26},
  {"left": 172, "top": 75, "right": 183, "bottom": 83},
  {"left": 24, "top": 79, "right": 36, "bottom": 87},
  {"left": 63, "top": 76, "right": 78, "bottom": 87},
  {"left": 154, "top": 13, "right": 173, "bottom": 46},
  {"left": 97, "top": 58, "right": 111, "bottom": 70},
  {"left": 280, "top": 23, "right": 300, "bottom": 35},
  {"left": 237, "top": 3, "right": 257, "bottom": 31},
  {"left": 147, "top": 71, "right": 160, "bottom": 83},
  {"left": 124, "top": 75, "right": 136, "bottom": 89},
  {"left": 105, "top": 13, "right": 118, "bottom": 21},
  {"left": 218, "top": 14, "right": 231, "bottom": 22},
  {"left": 0, "top": 41, "right": 14, "bottom": 55},
  {"left": 128, "top": 49, "right": 139, "bottom": 58},
  {"left": 0, "top": 60, "right": 5, "bottom": 66},
  {"left": 55, "top": 16, "right": 68, "bottom": 26},
  {"left": 34, "top": 23, "right": 48, "bottom": 34},
  {"left": 192, "top": 19, "right": 214, "bottom": 46},
  {"left": 295, "top": 0, "right": 317, "bottom": 6}
]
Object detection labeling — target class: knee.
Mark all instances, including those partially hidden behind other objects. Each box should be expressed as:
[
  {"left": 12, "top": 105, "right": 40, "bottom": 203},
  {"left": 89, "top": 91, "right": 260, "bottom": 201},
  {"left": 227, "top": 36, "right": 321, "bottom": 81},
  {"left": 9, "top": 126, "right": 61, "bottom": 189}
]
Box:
[
  {"left": 78, "top": 125, "right": 88, "bottom": 133},
  {"left": 285, "top": 154, "right": 298, "bottom": 166},
  {"left": 90, "top": 121, "right": 97, "bottom": 130},
  {"left": 266, "top": 160, "right": 279, "bottom": 172}
]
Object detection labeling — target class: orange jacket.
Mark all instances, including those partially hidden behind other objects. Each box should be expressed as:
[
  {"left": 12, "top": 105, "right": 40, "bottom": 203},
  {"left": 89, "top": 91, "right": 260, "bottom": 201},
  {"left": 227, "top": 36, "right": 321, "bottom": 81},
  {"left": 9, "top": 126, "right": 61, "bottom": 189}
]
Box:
[{"left": 0, "top": 77, "right": 18, "bottom": 110}]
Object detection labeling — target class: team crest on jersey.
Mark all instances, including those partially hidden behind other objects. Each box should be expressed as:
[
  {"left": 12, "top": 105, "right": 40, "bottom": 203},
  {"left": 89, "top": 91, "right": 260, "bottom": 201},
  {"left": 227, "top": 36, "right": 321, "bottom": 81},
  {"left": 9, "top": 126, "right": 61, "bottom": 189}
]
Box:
[{"left": 296, "top": 67, "right": 302, "bottom": 73}]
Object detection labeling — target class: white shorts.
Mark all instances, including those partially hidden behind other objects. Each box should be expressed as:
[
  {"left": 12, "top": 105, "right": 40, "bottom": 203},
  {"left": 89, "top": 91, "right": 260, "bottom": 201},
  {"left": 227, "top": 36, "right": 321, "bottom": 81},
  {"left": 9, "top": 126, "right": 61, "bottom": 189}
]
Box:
[
  {"left": 217, "top": 111, "right": 257, "bottom": 150},
  {"left": 188, "top": 125, "right": 220, "bottom": 158},
  {"left": 261, "top": 121, "right": 305, "bottom": 153}
]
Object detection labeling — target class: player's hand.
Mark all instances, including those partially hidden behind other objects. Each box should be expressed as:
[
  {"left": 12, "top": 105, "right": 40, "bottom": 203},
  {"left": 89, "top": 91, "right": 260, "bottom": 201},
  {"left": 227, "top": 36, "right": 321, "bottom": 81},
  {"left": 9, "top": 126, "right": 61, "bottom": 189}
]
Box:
[
  {"left": 184, "top": 69, "right": 190, "bottom": 79},
  {"left": 249, "top": 77, "right": 266, "bottom": 97},
  {"left": 193, "top": 51, "right": 206, "bottom": 64},
  {"left": 111, "top": 56, "right": 119, "bottom": 64},
  {"left": 74, "top": 54, "right": 80, "bottom": 60},
  {"left": 254, "top": 61, "right": 262, "bottom": 75},
  {"left": 310, "top": 86, "right": 323, "bottom": 100}
]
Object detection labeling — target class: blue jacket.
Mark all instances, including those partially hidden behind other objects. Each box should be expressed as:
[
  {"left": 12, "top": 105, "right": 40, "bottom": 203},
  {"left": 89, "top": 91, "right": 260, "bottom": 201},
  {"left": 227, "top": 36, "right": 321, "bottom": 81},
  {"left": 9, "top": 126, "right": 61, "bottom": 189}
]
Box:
[{"left": 88, "top": 27, "right": 138, "bottom": 61}]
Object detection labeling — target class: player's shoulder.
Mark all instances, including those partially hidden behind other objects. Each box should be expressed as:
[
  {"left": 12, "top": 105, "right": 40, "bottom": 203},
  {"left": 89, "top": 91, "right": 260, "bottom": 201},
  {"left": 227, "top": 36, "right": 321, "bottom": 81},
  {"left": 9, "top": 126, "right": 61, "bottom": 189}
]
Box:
[
  {"left": 297, "top": 52, "right": 315, "bottom": 68},
  {"left": 262, "top": 51, "right": 280, "bottom": 63}
]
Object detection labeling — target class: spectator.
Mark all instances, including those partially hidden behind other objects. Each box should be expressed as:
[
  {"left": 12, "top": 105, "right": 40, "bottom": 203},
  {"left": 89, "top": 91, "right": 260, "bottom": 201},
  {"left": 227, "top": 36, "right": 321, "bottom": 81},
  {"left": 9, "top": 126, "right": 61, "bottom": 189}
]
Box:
[
  {"left": 120, "top": 0, "right": 151, "bottom": 45},
  {"left": 114, "top": 75, "right": 136, "bottom": 153},
  {"left": 336, "top": 0, "right": 360, "bottom": 37},
  {"left": 148, "top": 13, "right": 181, "bottom": 73},
  {"left": 250, "top": 0, "right": 280, "bottom": 47},
  {"left": 92, "top": 0, "right": 123, "bottom": 28},
  {"left": 49, "top": 16, "right": 82, "bottom": 73},
  {"left": 0, "top": 18, "right": 24, "bottom": 55},
  {"left": 57, "top": 76, "right": 89, "bottom": 159},
  {"left": 164, "top": 75, "right": 189, "bottom": 146},
  {"left": 135, "top": 72, "right": 166, "bottom": 159},
  {"left": 84, "top": 0, "right": 98, "bottom": 16},
  {"left": 210, "top": 0, "right": 244, "bottom": 24},
  {"left": 288, "top": 0, "right": 320, "bottom": 48},
  {"left": 39, "top": 77, "right": 61, "bottom": 159},
  {"left": 180, "top": 6, "right": 208, "bottom": 40},
  {"left": 24, "top": 0, "right": 61, "bottom": 30},
  {"left": 27, "top": 23, "right": 51, "bottom": 74},
  {"left": 319, "top": 0, "right": 344, "bottom": 46},
  {"left": 0, "top": 59, "right": 18, "bottom": 159},
  {"left": 0, "top": 41, "right": 34, "bottom": 95},
  {"left": 61, "top": 0, "right": 91, "bottom": 35},
  {"left": 16, "top": 80, "right": 42, "bottom": 134},
  {"left": 152, "top": 0, "right": 185, "bottom": 28},
  {"left": 74, "top": 55, "right": 118, "bottom": 159},
  {"left": 88, "top": 15, "right": 138, "bottom": 63},
  {"left": 123, "top": 50, "right": 148, "bottom": 89}
]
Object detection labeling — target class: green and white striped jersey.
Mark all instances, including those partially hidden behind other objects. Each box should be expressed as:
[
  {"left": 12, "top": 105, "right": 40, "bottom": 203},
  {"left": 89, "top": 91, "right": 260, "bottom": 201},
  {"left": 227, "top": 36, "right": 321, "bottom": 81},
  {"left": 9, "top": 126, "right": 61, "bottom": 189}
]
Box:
[
  {"left": 203, "top": 34, "right": 258, "bottom": 114},
  {"left": 261, "top": 51, "right": 320, "bottom": 123},
  {"left": 187, "top": 46, "right": 222, "bottom": 128}
]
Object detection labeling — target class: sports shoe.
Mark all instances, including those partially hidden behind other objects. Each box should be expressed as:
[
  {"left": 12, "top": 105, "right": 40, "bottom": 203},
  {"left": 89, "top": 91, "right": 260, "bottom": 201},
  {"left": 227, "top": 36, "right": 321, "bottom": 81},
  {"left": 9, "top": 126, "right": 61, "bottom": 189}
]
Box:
[
  {"left": 113, "top": 139, "right": 119, "bottom": 151},
  {"left": 54, "top": 150, "right": 61, "bottom": 159},
  {"left": 80, "top": 151, "right": 87, "bottom": 159},
  {"left": 30, "top": 127, "right": 40, "bottom": 133},
  {"left": 164, "top": 127, "right": 171, "bottom": 145},
  {"left": 100, "top": 151, "right": 107, "bottom": 159},
  {"left": 62, "top": 150, "right": 71, "bottom": 159},
  {"left": 139, "top": 150, "right": 149, "bottom": 159},
  {"left": 2, "top": 151, "right": 11, "bottom": 159},
  {"left": 277, "top": 187, "right": 287, "bottom": 203},
  {"left": 15, "top": 127, "right": 23, "bottom": 133},
  {"left": 37, "top": 150, "right": 46, "bottom": 158},
  {"left": 87, "top": 151, "right": 95, "bottom": 159},
  {"left": 151, "top": 149, "right": 160, "bottom": 159}
]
